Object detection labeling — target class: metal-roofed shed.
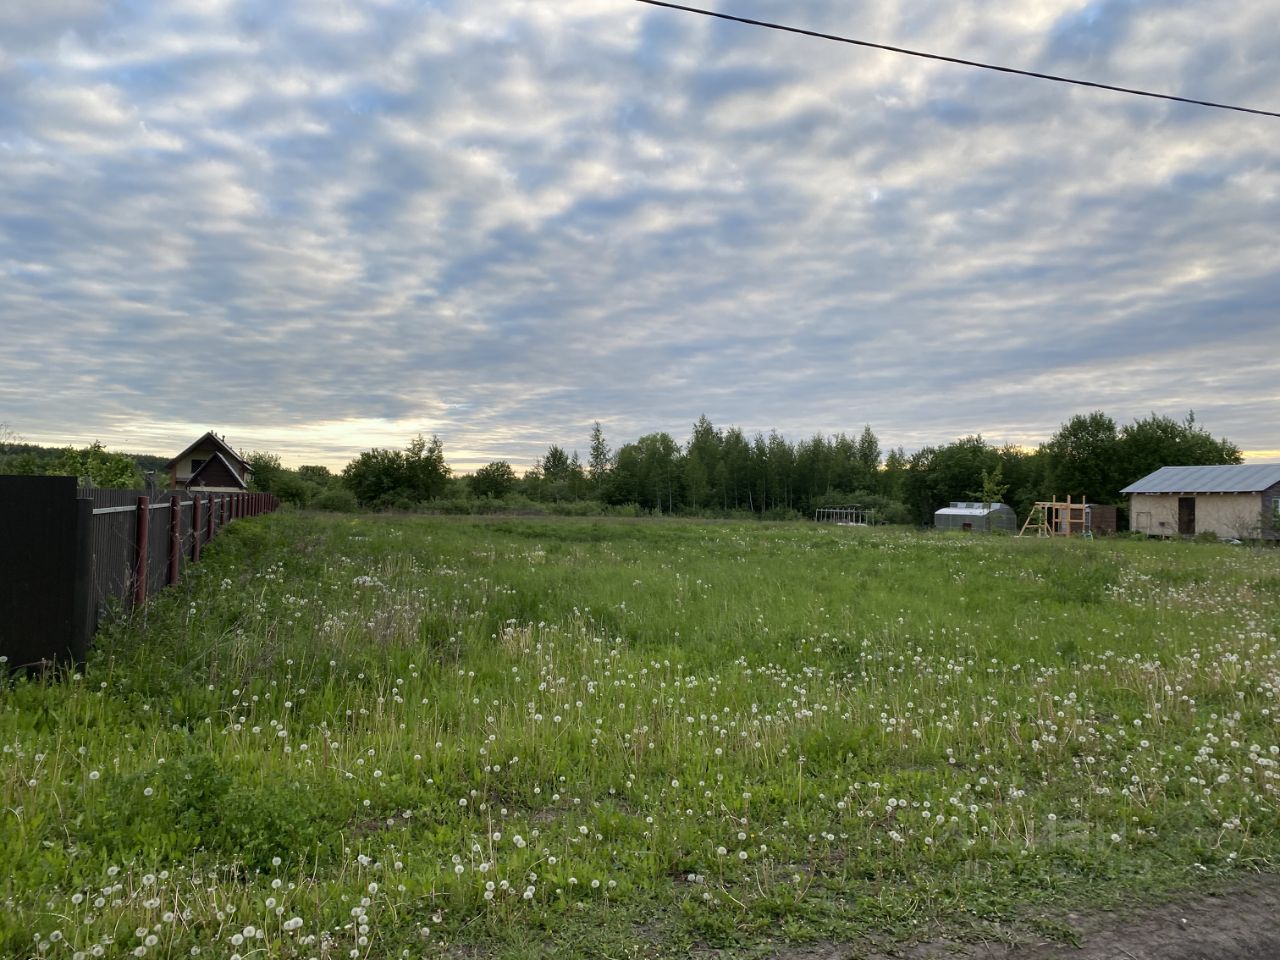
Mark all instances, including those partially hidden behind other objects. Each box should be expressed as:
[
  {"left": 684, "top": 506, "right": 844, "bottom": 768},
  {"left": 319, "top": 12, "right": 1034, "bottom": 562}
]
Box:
[{"left": 1120, "top": 464, "right": 1280, "bottom": 539}]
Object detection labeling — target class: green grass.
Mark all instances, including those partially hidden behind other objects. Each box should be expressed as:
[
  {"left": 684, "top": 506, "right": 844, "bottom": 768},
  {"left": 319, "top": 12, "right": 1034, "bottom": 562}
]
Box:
[{"left": 2, "top": 514, "right": 1278, "bottom": 959}]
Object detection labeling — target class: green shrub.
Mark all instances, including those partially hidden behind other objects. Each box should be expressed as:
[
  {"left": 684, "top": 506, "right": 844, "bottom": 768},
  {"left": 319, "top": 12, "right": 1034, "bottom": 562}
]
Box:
[
  {"left": 311, "top": 486, "right": 359, "bottom": 512},
  {"left": 212, "top": 778, "right": 335, "bottom": 871}
]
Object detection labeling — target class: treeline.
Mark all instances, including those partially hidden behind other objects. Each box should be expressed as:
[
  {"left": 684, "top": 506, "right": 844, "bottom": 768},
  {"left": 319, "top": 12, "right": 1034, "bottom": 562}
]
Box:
[
  {"left": 0, "top": 432, "right": 168, "bottom": 489},
  {"left": 250, "top": 410, "right": 1241, "bottom": 524},
  {"left": 2, "top": 411, "right": 1243, "bottom": 524}
]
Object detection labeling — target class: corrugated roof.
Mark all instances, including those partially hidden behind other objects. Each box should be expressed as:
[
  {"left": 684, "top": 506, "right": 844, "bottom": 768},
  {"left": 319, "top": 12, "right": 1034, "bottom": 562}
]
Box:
[{"left": 1121, "top": 464, "right": 1280, "bottom": 495}]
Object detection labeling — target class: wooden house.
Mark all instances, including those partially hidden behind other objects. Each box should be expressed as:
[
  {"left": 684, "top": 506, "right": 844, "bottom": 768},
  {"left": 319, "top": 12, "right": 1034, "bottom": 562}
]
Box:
[{"left": 166, "top": 431, "right": 252, "bottom": 493}]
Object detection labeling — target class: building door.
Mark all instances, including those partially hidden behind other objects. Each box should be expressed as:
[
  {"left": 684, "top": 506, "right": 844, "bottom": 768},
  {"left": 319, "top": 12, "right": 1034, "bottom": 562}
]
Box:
[{"left": 1178, "top": 497, "right": 1196, "bottom": 536}]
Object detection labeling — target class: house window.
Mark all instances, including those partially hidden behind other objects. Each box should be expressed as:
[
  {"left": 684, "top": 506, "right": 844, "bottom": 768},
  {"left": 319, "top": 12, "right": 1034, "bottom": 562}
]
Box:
[
  {"left": 1273, "top": 497, "right": 1280, "bottom": 516},
  {"left": 190, "top": 458, "right": 206, "bottom": 473}
]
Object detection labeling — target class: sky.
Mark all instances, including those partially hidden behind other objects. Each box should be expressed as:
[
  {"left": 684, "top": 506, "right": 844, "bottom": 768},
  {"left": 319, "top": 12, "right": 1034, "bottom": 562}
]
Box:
[{"left": 1, "top": 0, "right": 1278, "bottom": 471}]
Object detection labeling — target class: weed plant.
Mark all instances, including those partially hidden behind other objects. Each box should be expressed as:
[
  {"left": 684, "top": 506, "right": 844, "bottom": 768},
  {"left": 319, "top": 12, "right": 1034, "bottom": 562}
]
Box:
[{"left": 2, "top": 515, "right": 1277, "bottom": 958}]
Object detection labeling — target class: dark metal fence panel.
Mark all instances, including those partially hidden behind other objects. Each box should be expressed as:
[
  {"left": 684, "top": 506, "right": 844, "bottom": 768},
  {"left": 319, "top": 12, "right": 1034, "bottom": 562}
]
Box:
[
  {"left": 146, "top": 499, "right": 171, "bottom": 599},
  {"left": 81, "top": 488, "right": 137, "bottom": 509},
  {"left": 190, "top": 496, "right": 204, "bottom": 559},
  {"left": 0, "top": 477, "right": 93, "bottom": 668},
  {"left": 85, "top": 496, "right": 138, "bottom": 620},
  {"left": 184, "top": 497, "right": 197, "bottom": 560},
  {"left": 2, "top": 479, "right": 278, "bottom": 670}
]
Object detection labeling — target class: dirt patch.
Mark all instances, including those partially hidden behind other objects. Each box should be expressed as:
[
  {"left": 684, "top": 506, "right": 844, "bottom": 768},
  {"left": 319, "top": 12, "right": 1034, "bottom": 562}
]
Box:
[{"left": 762, "top": 875, "right": 1280, "bottom": 960}]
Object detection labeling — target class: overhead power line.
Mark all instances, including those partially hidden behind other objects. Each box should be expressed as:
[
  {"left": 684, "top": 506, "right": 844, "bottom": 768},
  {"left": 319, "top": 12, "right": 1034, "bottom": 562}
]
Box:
[{"left": 630, "top": 0, "right": 1280, "bottom": 119}]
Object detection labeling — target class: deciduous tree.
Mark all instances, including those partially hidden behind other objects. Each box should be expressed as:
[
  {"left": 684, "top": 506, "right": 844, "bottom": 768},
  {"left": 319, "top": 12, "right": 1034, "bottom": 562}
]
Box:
[
  {"left": 471, "top": 461, "right": 517, "bottom": 499},
  {"left": 52, "top": 441, "right": 142, "bottom": 489},
  {"left": 1043, "top": 412, "right": 1120, "bottom": 503},
  {"left": 1117, "top": 411, "right": 1242, "bottom": 489}
]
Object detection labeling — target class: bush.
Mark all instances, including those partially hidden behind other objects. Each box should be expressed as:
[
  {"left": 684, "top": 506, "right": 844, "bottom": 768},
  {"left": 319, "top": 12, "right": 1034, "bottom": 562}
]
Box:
[
  {"left": 311, "top": 487, "right": 359, "bottom": 512},
  {"left": 761, "top": 507, "right": 803, "bottom": 522}
]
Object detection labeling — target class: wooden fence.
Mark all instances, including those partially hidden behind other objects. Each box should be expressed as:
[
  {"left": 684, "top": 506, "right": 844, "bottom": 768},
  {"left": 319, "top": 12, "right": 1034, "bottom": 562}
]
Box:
[{"left": 0, "top": 476, "right": 278, "bottom": 671}]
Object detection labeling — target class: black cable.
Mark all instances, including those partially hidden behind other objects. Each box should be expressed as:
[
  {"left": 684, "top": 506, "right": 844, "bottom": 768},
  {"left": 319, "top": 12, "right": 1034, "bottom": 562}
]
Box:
[{"left": 631, "top": 0, "right": 1280, "bottom": 119}]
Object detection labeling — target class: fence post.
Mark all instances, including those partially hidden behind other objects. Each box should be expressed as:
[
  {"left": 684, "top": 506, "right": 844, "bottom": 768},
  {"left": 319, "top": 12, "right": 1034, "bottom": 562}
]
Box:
[
  {"left": 168, "top": 495, "right": 181, "bottom": 586},
  {"left": 134, "top": 496, "right": 150, "bottom": 609}
]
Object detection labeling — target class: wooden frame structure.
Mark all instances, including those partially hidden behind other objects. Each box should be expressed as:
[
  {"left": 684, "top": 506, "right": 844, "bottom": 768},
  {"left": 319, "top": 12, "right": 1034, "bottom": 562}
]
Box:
[
  {"left": 815, "top": 505, "right": 875, "bottom": 526},
  {"left": 1018, "top": 496, "right": 1092, "bottom": 538}
]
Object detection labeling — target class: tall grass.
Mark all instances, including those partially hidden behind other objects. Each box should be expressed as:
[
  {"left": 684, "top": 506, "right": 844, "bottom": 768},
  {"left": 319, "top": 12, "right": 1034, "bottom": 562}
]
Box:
[{"left": 2, "top": 515, "right": 1277, "bottom": 958}]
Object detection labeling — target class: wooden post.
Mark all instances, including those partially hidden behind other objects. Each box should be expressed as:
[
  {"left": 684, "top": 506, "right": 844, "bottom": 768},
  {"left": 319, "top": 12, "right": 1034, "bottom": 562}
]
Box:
[
  {"left": 168, "top": 495, "right": 181, "bottom": 585},
  {"left": 192, "top": 497, "right": 203, "bottom": 562},
  {"left": 134, "top": 496, "right": 150, "bottom": 609}
]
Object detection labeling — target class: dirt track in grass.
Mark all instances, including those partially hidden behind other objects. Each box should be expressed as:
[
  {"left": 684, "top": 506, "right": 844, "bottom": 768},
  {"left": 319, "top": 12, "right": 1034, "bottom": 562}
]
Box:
[{"left": 752, "top": 875, "right": 1280, "bottom": 960}]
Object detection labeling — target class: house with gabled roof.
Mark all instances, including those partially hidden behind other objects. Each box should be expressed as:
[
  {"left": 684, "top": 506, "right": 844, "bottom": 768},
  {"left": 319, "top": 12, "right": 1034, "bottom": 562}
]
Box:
[
  {"left": 1121, "top": 464, "right": 1280, "bottom": 540},
  {"left": 166, "top": 431, "right": 253, "bottom": 493}
]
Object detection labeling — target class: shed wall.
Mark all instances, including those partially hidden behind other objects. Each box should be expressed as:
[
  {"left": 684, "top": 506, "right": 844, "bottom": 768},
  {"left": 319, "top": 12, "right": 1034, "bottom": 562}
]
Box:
[
  {"left": 1195, "top": 493, "right": 1268, "bottom": 539},
  {"left": 1129, "top": 492, "right": 1272, "bottom": 539}
]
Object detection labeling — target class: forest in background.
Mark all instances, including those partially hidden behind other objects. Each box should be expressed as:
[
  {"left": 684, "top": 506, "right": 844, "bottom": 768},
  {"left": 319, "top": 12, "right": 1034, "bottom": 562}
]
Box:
[{"left": 0, "top": 411, "right": 1243, "bottom": 525}]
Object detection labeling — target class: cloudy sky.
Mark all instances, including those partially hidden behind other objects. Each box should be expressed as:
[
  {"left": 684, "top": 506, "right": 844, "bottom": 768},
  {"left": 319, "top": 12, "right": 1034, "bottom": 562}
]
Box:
[{"left": 2, "top": 0, "right": 1278, "bottom": 470}]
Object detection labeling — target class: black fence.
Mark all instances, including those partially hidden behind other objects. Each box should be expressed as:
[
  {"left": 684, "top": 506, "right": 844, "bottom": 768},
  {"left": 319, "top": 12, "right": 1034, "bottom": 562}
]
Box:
[{"left": 0, "top": 477, "right": 278, "bottom": 671}]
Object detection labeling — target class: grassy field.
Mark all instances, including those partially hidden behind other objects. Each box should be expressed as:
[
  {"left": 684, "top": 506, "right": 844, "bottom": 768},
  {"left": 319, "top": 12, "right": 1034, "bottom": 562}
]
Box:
[{"left": 2, "top": 514, "right": 1278, "bottom": 959}]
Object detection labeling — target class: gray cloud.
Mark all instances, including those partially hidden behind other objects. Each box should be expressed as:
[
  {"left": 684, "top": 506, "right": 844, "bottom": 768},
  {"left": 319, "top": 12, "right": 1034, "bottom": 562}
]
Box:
[{"left": 1, "top": 0, "right": 1277, "bottom": 468}]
